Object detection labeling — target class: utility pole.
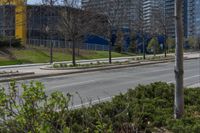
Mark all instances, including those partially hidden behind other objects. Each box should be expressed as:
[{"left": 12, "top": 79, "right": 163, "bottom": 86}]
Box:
[{"left": 174, "top": 0, "right": 184, "bottom": 119}]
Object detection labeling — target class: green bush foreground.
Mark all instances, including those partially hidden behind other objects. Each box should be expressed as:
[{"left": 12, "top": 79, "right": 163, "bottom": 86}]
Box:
[{"left": 1, "top": 82, "right": 200, "bottom": 133}]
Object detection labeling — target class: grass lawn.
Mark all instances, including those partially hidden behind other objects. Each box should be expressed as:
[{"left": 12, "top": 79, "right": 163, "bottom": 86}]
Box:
[{"left": 0, "top": 48, "right": 130, "bottom": 66}]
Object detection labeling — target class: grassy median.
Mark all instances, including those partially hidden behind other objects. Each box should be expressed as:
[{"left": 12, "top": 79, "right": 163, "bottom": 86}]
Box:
[{"left": 0, "top": 48, "right": 130, "bottom": 66}]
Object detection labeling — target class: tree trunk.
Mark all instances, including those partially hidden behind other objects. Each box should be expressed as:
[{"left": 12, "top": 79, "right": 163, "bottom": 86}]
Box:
[
  {"left": 109, "top": 41, "right": 112, "bottom": 64},
  {"left": 50, "top": 39, "right": 53, "bottom": 64},
  {"left": 174, "top": 0, "right": 184, "bottom": 119},
  {"left": 142, "top": 31, "right": 146, "bottom": 59},
  {"left": 77, "top": 43, "right": 80, "bottom": 56},
  {"left": 72, "top": 39, "right": 76, "bottom": 66},
  {"left": 154, "top": 44, "right": 156, "bottom": 56},
  {"left": 164, "top": 30, "right": 167, "bottom": 57}
]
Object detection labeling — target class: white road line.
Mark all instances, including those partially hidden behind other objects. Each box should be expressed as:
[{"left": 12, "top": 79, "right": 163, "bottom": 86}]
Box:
[
  {"left": 48, "top": 68, "right": 198, "bottom": 90},
  {"left": 167, "top": 75, "right": 200, "bottom": 84},
  {"left": 71, "top": 96, "right": 113, "bottom": 109},
  {"left": 72, "top": 75, "right": 200, "bottom": 108},
  {"left": 50, "top": 79, "right": 99, "bottom": 89}
]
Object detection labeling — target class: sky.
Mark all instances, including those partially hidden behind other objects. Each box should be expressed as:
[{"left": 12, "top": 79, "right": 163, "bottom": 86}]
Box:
[
  {"left": 28, "top": 0, "right": 81, "bottom": 4},
  {"left": 28, "top": 0, "right": 42, "bottom": 4}
]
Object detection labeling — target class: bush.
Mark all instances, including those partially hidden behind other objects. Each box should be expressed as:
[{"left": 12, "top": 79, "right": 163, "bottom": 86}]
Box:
[
  {"left": 0, "top": 37, "right": 22, "bottom": 48},
  {"left": 114, "top": 44, "right": 122, "bottom": 53},
  {"left": 128, "top": 43, "right": 137, "bottom": 53},
  {"left": 1, "top": 82, "right": 200, "bottom": 132}
]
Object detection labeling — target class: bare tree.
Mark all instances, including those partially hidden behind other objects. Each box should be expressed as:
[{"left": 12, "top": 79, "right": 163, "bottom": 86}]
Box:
[
  {"left": 174, "top": 0, "right": 184, "bottom": 119},
  {"left": 54, "top": 0, "right": 106, "bottom": 66},
  {"left": 188, "top": 36, "right": 198, "bottom": 50},
  {"left": 153, "top": 2, "right": 171, "bottom": 57},
  {"left": 197, "top": 36, "right": 200, "bottom": 50},
  {"left": 84, "top": 0, "right": 130, "bottom": 63},
  {"left": 41, "top": 0, "right": 59, "bottom": 64},
  {"left": 166, "top": 37, "right": 175, "bottom": 51},
  {"left": 132, "top": 1, "right": 146, "bottom": 59}
]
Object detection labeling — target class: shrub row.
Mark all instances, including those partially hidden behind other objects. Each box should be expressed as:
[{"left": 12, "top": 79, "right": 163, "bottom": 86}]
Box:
[
  {"left": 0, "top": 82, "right": 200, "bottom": 133},
  {"left": 0, "top": 37, "right": 22, "bottom": 48}
]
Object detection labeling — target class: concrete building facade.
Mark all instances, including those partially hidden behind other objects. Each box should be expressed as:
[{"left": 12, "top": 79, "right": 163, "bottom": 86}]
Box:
[
  {"left": 82, "top": 0, "right": 143, "bottom": 30},
  {"left": 0, "top": 0, "right": 27, "bottom": 44},
  {"left": 193, "top": 0, "right": 200, "bottom": 36},
  {"left": 164, "top": 0, "right": 200, "bottom": 38},
  {"left": 142, "top": 0, "right": 165, "bottom": 33},
  {"left": 0, "top": 3, "right": 107, "bottom": 46}
]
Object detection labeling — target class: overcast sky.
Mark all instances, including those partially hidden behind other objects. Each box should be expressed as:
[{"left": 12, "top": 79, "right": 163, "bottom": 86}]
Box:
[
  {"left": 27, "top": 0, "right": 81, "bottom": 5},
  {"left": 28, "top": 0, "right": 41, "bottom": 4}
]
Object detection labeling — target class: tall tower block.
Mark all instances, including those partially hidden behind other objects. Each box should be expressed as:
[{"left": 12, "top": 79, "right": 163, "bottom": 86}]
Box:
[{"left": 0, "top": 0, "right": 27, "bottom": 45}]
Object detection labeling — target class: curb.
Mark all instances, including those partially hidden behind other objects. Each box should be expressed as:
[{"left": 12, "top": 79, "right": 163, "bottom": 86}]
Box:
[
  {"left": 0, "top": 63, "right": 49, "bottom": 69},
  {"left": 0, "top": 72, "right": 35, "bottom": 78},
  {"left": 41, "top": 61, "right": 140, "bottom": 70},
  {"left": 0, "top": 61, "right": 164, "bottom": 83},
  {"left": 0, "top": 57, "right": 199, "bottom": 83}
]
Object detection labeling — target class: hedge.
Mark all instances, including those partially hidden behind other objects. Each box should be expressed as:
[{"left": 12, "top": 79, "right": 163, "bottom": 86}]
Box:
[{"left": 0, "top": 82, "right": 200, "bottom": 133}]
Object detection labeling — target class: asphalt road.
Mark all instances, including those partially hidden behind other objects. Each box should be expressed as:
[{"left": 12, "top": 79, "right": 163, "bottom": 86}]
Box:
[{"left": 1, "top": 59, "right": 200, "bottom": 108}]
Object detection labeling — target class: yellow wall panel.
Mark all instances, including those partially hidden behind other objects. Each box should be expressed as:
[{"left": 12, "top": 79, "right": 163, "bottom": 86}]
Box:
[{"left": 0, "top": 0, "right": 27, "bottom": 45}]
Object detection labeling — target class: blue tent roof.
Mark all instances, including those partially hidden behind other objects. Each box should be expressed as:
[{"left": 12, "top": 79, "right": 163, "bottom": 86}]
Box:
[{"left": 84, "top": 35, "right": 109, "bottom": 45}]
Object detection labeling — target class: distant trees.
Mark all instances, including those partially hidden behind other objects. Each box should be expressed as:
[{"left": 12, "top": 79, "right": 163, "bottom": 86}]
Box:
[
  {"left": 133, "top": 9, "right": 146, "bottom": 59},
  {"left": 197, "top": 36, "right": 200, "bottom": 49},
  {"left": 128, "top": 32, "right": 137, "bottom": 53},
  {"left": 166, "top": 37, "right": 175, "bottom": 51},
  {"left": 187, "top": 36, "right": 198, "bottom": 50},
  {"left": 147, "top": 37, "right": 160, "bottom": 56},
  {"left": 152, "top": 2, "right": 170, "bottom": 57},
  {"left": 114, "top": 31, "right": 123, "bottom": 53}
]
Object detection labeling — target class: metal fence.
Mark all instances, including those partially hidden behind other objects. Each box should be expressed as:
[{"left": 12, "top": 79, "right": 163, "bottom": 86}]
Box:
[{"left": 28, "top": 39, "right": 109, "bottom": 51}]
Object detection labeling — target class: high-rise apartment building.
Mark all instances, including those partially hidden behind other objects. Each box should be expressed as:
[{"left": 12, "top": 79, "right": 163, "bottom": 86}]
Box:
[
  {"left": 164, "top": 0, "right": 189, "bottom": 38},
  {"left": 193, "top": 0, "right": 200, "bottom": 36},
  {"left": 142, "top": 0, "right": 165, "bottom": 33},
  {"left": 164, "top": 0, "right": 177, "bottom": 37},
  {"left": 165, "top": 0, "right": 200, "bottom": 38},
  {"left": 82, "top": 0, "right": 142, "bottom": 30}
]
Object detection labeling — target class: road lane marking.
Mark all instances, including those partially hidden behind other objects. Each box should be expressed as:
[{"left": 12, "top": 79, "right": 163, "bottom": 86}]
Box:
[
  {"left": 46, "top": 68, "right": 198, "bottom": 90},
  {"left": 70, "top": 96, "right": 113, "bottom": 109},
  {"left": 167, "top": 75, "right": 200, "bottom": 84},
  {"left": 71, "top": 75, "right": 200, "bottom": 108}
]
